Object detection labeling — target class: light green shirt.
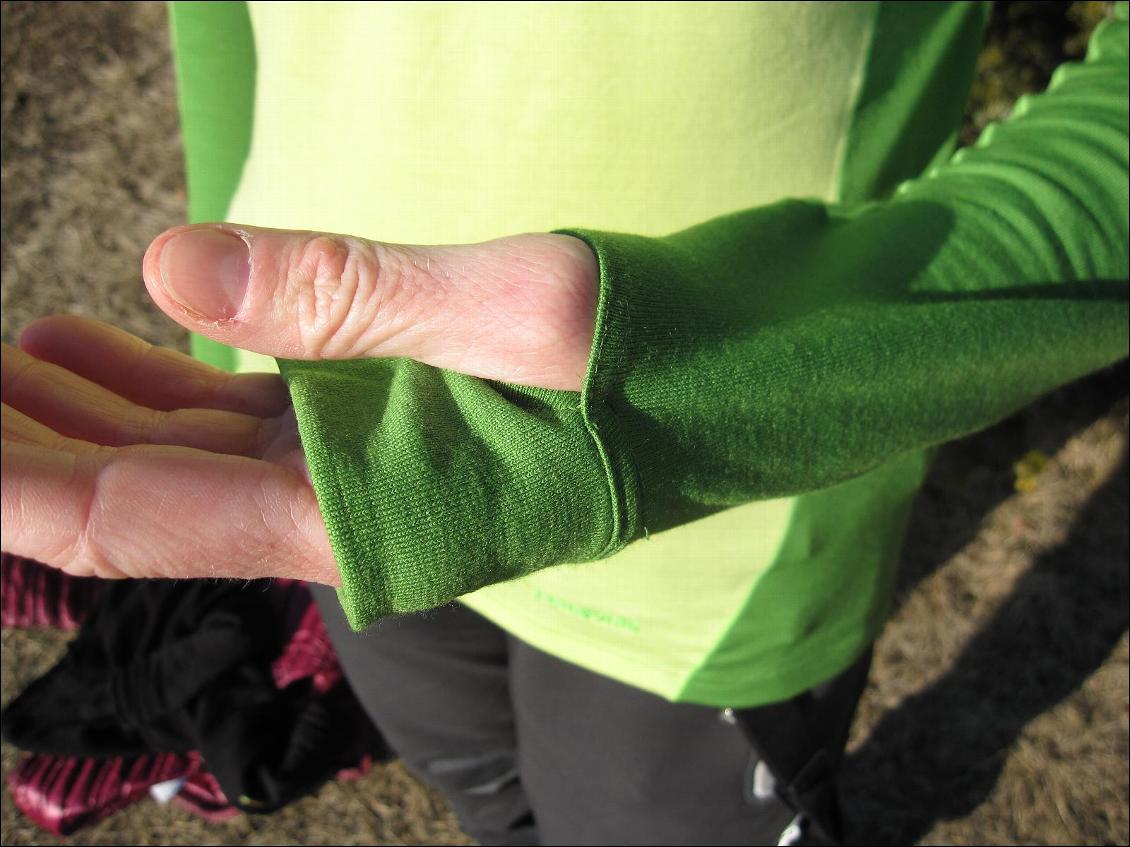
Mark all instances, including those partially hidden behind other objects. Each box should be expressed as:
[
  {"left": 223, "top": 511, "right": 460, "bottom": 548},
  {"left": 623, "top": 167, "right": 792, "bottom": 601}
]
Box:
[{"left": 170, "top": 1, "right": 1129, "bottom": 706}]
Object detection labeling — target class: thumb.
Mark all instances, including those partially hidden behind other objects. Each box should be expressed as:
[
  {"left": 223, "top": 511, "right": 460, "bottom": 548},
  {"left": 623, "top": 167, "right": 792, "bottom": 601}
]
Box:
[{"left": 142, "top": 223, "right": 599, "bottom": 391}]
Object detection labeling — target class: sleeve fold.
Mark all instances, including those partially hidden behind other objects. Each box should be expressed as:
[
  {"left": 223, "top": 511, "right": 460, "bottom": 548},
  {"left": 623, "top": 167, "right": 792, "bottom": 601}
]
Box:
[{"left": 277, "top": 359, "right": 630, "bottom": 629}]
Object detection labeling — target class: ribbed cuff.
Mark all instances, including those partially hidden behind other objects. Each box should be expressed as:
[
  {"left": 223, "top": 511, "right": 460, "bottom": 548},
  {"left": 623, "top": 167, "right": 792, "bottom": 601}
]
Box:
[{"left": 279, "top": 357, "right": 625, "bottom": 630}]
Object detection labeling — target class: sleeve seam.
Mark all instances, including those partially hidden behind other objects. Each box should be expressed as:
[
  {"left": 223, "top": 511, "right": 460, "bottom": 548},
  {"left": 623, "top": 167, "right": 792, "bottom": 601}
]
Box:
[{"left": 559, "top": 227, "right": 644, "bottom": 556}]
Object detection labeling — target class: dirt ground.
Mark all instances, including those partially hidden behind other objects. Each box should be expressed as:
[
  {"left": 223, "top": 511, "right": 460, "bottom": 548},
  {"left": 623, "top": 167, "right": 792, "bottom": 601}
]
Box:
[{"left": 1, "top": 2, "right": 1127, "bottom": 845}]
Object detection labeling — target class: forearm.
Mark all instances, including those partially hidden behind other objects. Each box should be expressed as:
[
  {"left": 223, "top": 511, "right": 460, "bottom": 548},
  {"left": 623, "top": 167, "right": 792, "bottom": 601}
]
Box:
[{"left": 555, "top": 4, "right": 1128, "bottom": 533}]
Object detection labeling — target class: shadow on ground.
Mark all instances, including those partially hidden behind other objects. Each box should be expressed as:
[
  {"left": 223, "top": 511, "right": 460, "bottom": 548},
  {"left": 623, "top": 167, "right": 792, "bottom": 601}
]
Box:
[{"left": 844, "top": 363, "right": 1129, "bottom": 843}]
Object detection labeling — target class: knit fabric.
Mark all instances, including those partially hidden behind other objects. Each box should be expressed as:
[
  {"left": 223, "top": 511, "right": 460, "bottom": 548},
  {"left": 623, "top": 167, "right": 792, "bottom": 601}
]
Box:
[
  {"left": 166, "top": 2, "right": 1129, "bottom": 704},
  {"left": 278, "top": 6, "right": 1128, "bottom": 630}
]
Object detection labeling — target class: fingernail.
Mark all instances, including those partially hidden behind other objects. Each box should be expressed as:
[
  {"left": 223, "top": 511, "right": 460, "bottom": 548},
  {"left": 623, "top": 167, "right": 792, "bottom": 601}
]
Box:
[{"left": 159, "top": 229, "right": 250, "bottom": 320}]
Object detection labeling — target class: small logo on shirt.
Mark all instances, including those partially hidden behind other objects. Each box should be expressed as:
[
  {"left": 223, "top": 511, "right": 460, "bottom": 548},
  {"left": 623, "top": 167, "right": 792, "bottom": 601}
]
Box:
[{"left": 532, "top": 590, "right": 640, "bottom": 632}]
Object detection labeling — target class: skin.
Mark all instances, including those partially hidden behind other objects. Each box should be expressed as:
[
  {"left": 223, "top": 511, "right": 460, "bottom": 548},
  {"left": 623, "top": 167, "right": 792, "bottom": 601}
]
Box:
[{"left": 0, "top": 225, "right": 600, "bottom": 586}]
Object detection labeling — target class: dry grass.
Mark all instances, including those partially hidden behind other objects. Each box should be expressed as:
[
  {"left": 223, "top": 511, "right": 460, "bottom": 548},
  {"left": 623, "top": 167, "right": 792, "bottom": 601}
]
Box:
[
  {"left": 0, "top": 1, "right": 185, "bottom": 349},
  {"left": 1, "top": 2, "right": 1126, "bottom": 844},
  {"left": 843, "top": 378, "right": 1128, "bottom": 845}
]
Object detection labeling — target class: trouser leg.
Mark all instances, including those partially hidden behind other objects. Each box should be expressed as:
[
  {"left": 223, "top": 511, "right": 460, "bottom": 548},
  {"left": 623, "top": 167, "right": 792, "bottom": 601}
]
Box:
[
  {"left": 310, "top": 586, "right": 536, "bottom": 846},
  {"left": 509, "top": 636, "right": 804, "bottom": 846},
  {"left": 509, "top": 641, "right": 872, "bottom": 846},
  {"left": 315, "top": 582, "right": 870, "bottom": 846}
]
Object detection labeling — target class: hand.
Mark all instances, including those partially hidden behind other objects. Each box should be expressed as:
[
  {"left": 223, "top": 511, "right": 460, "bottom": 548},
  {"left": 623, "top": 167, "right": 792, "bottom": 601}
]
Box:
[{"left": 1, "top": 225, "right": 600, "bottom": 583}]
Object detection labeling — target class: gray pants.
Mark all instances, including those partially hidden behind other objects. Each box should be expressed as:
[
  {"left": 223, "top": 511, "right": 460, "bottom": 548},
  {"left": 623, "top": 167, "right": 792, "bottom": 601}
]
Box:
[{"left": 312, "top": 586, "right": 870, "bottom": 846}]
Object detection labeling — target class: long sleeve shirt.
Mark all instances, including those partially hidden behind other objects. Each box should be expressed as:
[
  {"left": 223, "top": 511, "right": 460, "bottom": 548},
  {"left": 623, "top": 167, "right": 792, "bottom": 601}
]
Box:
[{"left": 169, "top": 1, "right": 1128, "bottom": 706}]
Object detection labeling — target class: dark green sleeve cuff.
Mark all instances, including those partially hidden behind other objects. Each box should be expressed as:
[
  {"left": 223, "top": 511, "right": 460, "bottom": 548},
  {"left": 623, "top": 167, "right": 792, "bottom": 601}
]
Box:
[{"left": 278, "top": 357, "right": 631, "bottom": 630}]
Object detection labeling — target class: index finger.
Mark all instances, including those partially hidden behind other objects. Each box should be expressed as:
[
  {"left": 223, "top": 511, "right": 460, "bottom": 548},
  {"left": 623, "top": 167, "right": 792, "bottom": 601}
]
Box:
[{"left": 19, "top": 315, "right": 289, "bottom": 417}]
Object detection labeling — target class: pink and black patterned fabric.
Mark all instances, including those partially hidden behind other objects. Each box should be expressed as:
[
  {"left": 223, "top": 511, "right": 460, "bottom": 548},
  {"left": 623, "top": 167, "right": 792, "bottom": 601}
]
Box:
[
  {"left": 1, "top": 553, "right": 102, "bottom": 630},
  {"left": 2, "top": 558, "right": 381, "bottom": 836}
]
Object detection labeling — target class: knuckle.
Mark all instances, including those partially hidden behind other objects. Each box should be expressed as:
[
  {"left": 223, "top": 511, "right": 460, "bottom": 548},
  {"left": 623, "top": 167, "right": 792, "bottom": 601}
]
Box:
[
  {"left": 288, "top": 234, "right": 391, "bottom": 358},
  {"left": 117, "top": 405, "right": 162, "bottom": 446},
  {"left": 63, "top": 451, "right": 124, "bottom": 580},
  {"left": 61, "top": 538, "right": 116, "bottom": 580}
]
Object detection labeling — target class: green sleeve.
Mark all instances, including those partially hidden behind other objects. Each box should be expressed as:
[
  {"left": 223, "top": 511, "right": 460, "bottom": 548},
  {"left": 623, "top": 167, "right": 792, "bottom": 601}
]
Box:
[
  {"left": 167, "top": 0, "right": 256, "bottom": 370},
  {"left": 281, "top": 7, "right": 1129, "bottom": 629}
]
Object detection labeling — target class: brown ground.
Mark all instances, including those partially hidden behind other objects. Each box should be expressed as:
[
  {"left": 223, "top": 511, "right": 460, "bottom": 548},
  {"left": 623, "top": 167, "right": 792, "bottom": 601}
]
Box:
[{"left": 1, "top": 2, "right": 1126, "bottom": 845}]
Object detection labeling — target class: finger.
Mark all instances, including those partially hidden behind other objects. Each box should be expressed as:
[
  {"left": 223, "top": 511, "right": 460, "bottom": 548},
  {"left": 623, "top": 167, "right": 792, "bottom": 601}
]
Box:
[
  {"left": 2, "top": 344, "right": 270, "bottom": 457},
  {"left": 1, "top": 403, "right": 96, "bottom": 451},
  {"left": 19, "top": 314, "right": 289, "bottom": 417},
  {"left": 142, "top": 223, "right": 598, "bottom": 390},
  {"left": 0, "top": 440, "right": 339, "bottom": 586},
  {"left": 3, "top": 402, "right": 59, "bottom": 448}
]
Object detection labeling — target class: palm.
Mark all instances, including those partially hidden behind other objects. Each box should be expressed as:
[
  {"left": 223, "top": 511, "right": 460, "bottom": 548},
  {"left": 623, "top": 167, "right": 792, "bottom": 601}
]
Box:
[{"left": 1, "top": 316, "right": 338, "bottom": 585}]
